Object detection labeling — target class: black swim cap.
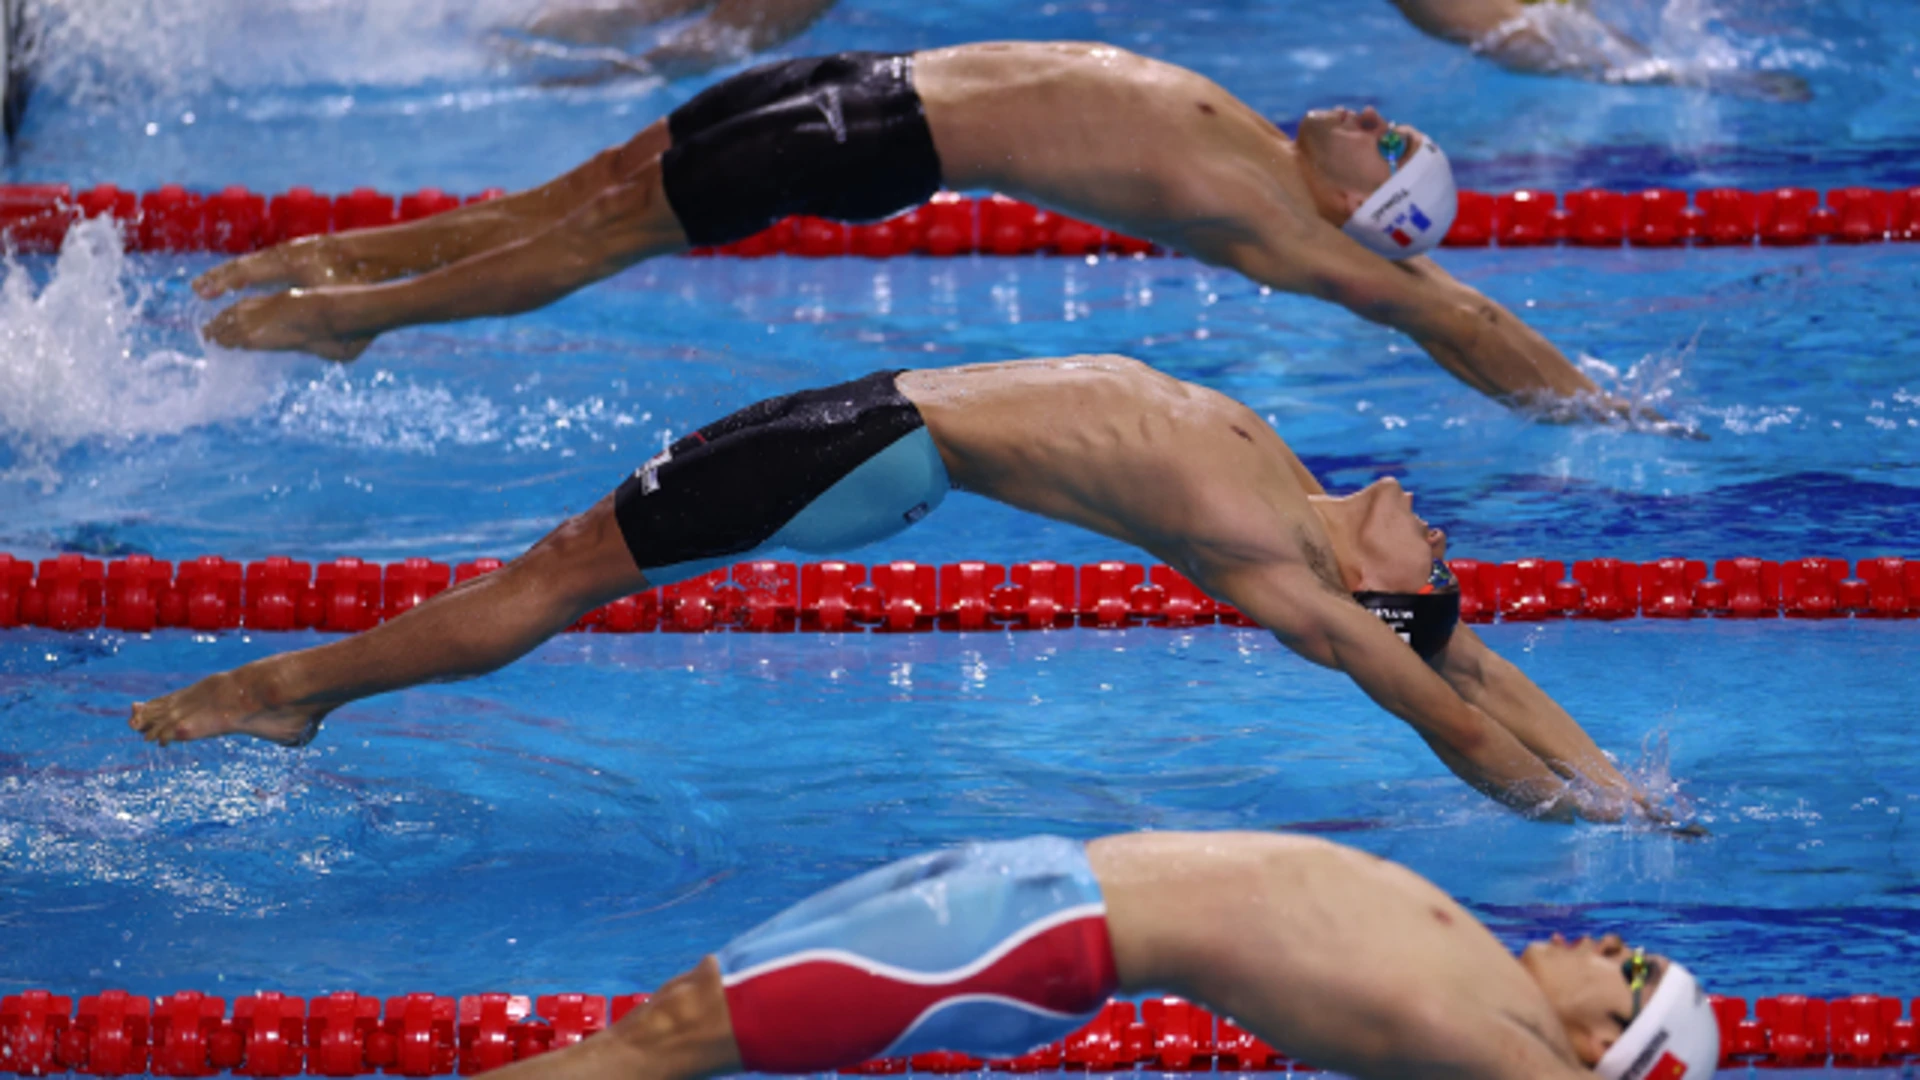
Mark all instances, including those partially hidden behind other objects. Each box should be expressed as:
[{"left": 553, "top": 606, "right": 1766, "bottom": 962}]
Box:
[{"left": 1352, "top": 559, "right": 1460, "bottom": 660}]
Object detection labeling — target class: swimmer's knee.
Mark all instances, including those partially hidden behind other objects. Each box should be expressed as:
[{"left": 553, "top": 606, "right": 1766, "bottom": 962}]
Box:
[
  {"left": 611, "top": 958, "right": 737, "bottom": 1065},
  {"left": 608, "top": 120, "right": 672, "bottom": 179},
  {"left": 522, "top": 497, "right": 641, "bottom": 601}
]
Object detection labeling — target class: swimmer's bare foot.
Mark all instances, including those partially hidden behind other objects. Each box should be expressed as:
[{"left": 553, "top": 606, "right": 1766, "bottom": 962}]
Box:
[
  {"left": 203, "top": 292, "right": 375, "bottom": 362},
  {"left": 193, "top": 236, "right": 368, "bottom": 300},
  {"left": 129, "top": 668, "right": 331, "bottom": 747}
]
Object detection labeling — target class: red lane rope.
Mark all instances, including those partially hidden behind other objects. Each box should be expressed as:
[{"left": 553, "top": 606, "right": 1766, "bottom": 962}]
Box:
[
  {"left": 1, "top": 553, "right": 1916, "bottom": 635},
  {"left": 0, "top": 988, "right": 1912, "bottom": 1076},
  {"left": 2, "top": 184, "right": 1918, "bottom": 257}
]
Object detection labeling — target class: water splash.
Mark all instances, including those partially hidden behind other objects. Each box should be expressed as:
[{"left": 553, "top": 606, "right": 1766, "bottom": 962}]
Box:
[
  {"left": 270, "top": 367, "right": 504, "bottom": 453},
  {"left": 1476, "top": 0, "right": 1813, "bottom": 102},
  {"left": 22, "top": 0, "right": 542, "bottom": 103},
  {"left": 0, "top": 218, "right": 277, "bottom": 487}
]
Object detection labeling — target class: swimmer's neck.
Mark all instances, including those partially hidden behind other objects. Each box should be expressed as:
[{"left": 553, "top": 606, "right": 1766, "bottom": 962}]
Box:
[{"left": 1305, "top": 496, "right": 1366, "bottom": 591}]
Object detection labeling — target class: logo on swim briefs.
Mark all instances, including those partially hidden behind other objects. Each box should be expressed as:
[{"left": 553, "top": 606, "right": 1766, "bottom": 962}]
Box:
[
  {"left": 903, "top": 502, "right": 931, "bottom": 524},
  {"left": 635, "top": 446, "right": 672, "bottom": 495},
  {"left": 1381, "top": 203, "right": 1435, "bottom": 249}
]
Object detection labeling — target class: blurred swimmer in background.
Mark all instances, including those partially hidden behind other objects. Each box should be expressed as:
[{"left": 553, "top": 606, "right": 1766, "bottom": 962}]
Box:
[
  {"left": 504, "top": 0, "right": 838, "bottom": 83},
  {"left": 1388, "top": 0, "right": 1809, "bottom": 101}
]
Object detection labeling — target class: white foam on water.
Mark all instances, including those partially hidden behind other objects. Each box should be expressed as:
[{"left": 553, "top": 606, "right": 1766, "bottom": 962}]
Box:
[
  {"left": 23, "top": 0, "right": 544, "bottom": 102},
  {"left": 0, "top": 218, "right": 279, "bottom": 487},
  {"left": 270, "top": 366, "right": 505, "bottom": 452}
]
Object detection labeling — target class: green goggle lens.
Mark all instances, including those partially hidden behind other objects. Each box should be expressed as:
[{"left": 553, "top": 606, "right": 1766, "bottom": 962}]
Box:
[
  {"left": 1378, "top": 129, "right": 1409, "bottom": 170},
  {"left": 1622, "top": 948, "right": 1653, "bottom": 1019}
]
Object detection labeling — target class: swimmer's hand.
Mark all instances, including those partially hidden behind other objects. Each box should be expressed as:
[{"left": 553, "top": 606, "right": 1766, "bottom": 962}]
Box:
[
  {"left": 1631, "top": 795, "right": 1709, "bottom": 839},
  {"left": 1535, "top": 393, "right": 1706, "bottom": 440},
  {"left": 203, "top": 292, "right": 374, "bottom": 363}
]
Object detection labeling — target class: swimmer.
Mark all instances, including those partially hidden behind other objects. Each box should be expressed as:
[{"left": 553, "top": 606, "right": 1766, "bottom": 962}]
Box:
[
  {"left": 444, "top": 831, "right": 1722, "bottom": 1080},
  {"left": 194, "top": 43, "right": 1665, "bottom": 426},
  {"left": 1388, "top": 0, "right": 1810, "bottom": 102},
  {"left": 514, "top": 0, "right": 839, "bottom": 82},
  {"left": 132, "top": 357, "right": 1684, "bottom": 829}
]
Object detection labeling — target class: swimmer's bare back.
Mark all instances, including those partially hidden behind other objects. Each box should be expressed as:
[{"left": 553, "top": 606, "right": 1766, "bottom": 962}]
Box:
[
  {"left": 899, "top": 356, "right": 1325, "bottom": 581},
  {"left": 1089, "top": 830, "right": 1590, "bottom": 1080},
  {"left": 913, "top": 43, "right": 1313, "bottom": 259}
]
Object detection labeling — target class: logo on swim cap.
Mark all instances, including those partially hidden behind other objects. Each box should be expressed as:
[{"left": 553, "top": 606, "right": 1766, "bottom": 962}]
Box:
[
  {"left": 1596, "top": 962, "right": 1719, "bottom": 1080},
  {"left": 1341, "top": 138, "right": 1459, "bottom": 260},
  {"left": 1353, "top": 558, "right": 1460, "bottom": 660}
]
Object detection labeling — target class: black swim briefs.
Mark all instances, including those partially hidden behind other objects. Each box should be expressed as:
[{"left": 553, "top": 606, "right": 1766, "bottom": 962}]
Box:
[
  {"left": 660, "top": 52, "right": 945, "bottom": 246},
  {"left": 615, "top": 370, "right": 944, "bottom": 584}
]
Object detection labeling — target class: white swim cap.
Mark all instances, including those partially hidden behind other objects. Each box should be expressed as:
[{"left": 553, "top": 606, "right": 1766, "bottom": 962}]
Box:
[
  {"left": 1339, "top": 137, "right": 1459, "bottom": 260},
  {"left": 1594, "top": 961, "right": 1721, "bottom": 1080}
]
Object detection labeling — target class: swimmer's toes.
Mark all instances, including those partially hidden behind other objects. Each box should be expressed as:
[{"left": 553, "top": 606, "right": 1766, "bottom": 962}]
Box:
[{"left": 193, "top": 259, "right": 267, "bottom": 300}]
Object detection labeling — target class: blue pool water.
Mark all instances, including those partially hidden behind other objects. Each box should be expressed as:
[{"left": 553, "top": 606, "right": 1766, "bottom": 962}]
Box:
[{"left": 2, "top": 0, "right": 1917, "bottom": 1049}]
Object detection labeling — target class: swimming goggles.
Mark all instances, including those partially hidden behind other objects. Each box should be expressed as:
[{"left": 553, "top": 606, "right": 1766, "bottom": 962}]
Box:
[
  {"left": 1419, "top": 557, "right": 1458, "bottom": 595},
  {"left": 1622, "top": 948, "right": 1654, "bottom": 1021},
  {"left": 1378, "top": 129, "right": 1410, "bottom": 171}
]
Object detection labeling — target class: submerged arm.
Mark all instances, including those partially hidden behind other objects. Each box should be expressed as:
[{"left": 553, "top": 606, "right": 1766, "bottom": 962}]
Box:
[
  {"left": 640, "top": 0, "right": 840, "bottom": 78},
  {"left": 1389, "top": 0, "right": 1810, "bottom": 101},
  {"left": 524, "top": 0, "right": 713, "bottom": 46}
]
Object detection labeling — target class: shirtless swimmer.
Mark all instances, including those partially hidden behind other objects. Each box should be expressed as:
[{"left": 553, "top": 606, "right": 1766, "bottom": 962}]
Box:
[
  {"left": 131, "top": 356, "right": 1683, "bottom": 829},
  {"left": 195, "top": 43, "right": 1668, "bottom": 426},
  {"left": 456, "top": 830, "right": 1722, "bottom": 1080}
]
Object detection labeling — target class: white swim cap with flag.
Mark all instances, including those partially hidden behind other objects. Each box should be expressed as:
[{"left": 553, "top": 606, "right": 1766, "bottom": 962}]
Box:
[
  {"left": 1340, "top": 137, "right": 1459, "bottom": 260},
  {"left": 1594, "top": 961, "right": 1722, "bottom": 1080}
]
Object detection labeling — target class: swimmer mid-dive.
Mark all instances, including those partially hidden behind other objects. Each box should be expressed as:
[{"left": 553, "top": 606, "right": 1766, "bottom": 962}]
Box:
[
  {"left": 512, "top": 0, "right": 839, "bottom": 83},
  {"left": 194, "top": 42, "right": 1664, "bottom": 426},
  {"left": 1388, "top": 0, "right": 1810, "bottom": 102},
  {"left": 431, "top": 830, "right": 1722, "bottom": 1080},
  {"left": 133, "top": 357, "right": 1683, "bottom": 828}
]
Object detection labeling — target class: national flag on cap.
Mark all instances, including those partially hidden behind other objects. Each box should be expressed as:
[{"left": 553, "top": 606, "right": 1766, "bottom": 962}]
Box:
[
  {"left": 1645, "top": 1052, "right": 1688, "bottom": 1080},
  {"left": 1383, "top": 203, "right": 1435, "bottom": 248}
]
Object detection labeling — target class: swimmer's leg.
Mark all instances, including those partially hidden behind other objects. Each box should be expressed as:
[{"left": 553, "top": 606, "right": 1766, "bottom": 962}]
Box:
[
  {"left": 193, "top": 121, "right": 674, "bottom": 300},
  {"left": 200, "top": 145, "right": 690, "bottom": 356},
  {"left": 129, "top": 494, "right": 646, "bottom": 747},
  {"left": 462, "top": 959, "right": 741, "bottom": 1080}
]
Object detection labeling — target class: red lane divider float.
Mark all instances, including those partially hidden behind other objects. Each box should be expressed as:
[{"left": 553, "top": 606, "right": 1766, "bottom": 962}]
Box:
[
  {"left": 6, "top": 183, "right": 1920, "bottom": 257},
  {"left": 4, "top": 990, "right": 1918, "bottom": 1076},
  {"left": 2, "top": 553, "right": 1919, "bottom": 635}
]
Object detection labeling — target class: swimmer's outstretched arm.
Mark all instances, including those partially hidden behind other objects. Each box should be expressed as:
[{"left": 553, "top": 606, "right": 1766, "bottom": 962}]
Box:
[
  {"left": 130, "top": 496, "right": 646, "bottom": 747},
  {"left": 1224, "top": 221, "right": 1650, "bottom": 424},
  {"left": 524, "top": 0, "right": 713, "bottom": 46},
  {"left": 1388, "top": 0, "right": 1810, "bottom": 102},
  {"left": 638, "top": 0, "right": 840, "bottom": 78},
  {"left": 1210, "top": 562, "right": 1591, "bottom": 821},
  {"left": 1428, "top": 626, "right": 1663, "bottom": 821}
]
